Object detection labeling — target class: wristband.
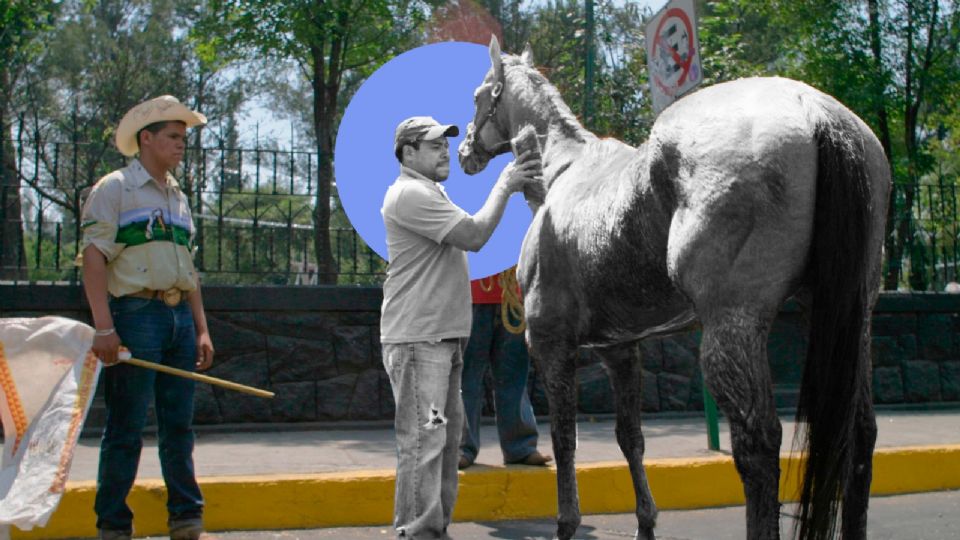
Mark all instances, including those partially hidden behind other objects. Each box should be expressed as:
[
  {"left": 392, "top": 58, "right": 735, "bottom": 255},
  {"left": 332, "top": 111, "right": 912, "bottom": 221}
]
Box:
[{"left": 95, "top": 327, "right": 116, "bottom": 337}]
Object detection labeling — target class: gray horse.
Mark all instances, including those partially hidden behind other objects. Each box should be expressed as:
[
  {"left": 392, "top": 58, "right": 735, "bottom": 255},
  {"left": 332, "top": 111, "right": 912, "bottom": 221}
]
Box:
[{"left": 458, "top": 37, "right": 890, "bottom": 540}]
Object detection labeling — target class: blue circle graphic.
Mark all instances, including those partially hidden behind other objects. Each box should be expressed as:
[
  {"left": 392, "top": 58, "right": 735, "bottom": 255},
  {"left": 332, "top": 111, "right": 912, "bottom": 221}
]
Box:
[{"left": 335, "top": 42, "right": 530, "bottom": 280}]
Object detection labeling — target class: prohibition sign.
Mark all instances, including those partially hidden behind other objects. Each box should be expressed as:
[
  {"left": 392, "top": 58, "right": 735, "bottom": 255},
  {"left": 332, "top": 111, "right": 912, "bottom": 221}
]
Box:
[{"left": 652, "top": 7, "right": 697, "bottom": 96}]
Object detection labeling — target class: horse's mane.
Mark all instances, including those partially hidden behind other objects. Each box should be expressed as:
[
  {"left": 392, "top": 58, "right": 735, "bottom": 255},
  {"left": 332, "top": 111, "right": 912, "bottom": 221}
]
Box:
[{"left": 502, "top": 56, "right": 590, "bottom": 143}]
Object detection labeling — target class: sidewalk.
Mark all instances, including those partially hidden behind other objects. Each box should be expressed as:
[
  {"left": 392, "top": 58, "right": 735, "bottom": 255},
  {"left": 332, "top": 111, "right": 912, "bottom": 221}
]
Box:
[
  {"left": 66, "top": 408, "right": 960, "bottom": 479},
  {"left": 14, "top": 409, "right": 960, "bottom": 539}
]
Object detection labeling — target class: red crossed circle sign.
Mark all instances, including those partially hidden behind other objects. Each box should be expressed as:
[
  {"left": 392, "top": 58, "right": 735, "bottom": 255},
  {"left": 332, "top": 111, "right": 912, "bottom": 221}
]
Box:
[{"left": 652, "top": 7, "right": 696, "bottom": 96}]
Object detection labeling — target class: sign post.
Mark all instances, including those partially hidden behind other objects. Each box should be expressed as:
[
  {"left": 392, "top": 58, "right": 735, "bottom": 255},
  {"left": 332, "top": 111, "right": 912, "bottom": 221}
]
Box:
[{"left": 645, "top": 0, "right": 703, "bottom": 115}]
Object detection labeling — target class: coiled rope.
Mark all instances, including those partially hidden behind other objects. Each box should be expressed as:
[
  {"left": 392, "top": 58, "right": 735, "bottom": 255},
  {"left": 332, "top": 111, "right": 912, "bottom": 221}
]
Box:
[
  {"left": 498, "top": 267, "right": 525, "bottom": 334},
  {"left": 477, "top": 267, "right": 526, "bottom": 334}
]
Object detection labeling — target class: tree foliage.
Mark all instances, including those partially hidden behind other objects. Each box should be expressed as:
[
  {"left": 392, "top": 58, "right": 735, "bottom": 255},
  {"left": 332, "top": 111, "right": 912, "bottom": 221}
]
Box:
[
  {"left": 761, "top": 0, "right": 960, "bottom": 289},
  {"left": 503, "top": 1, "right": 650, "bottom": 145},
  {"left": 1, "top": 0, "right": 58, "bottom": 279},
  {"left": 670, "top": 0, "right": 960, "bottom": 290},
  {"left": 198, "top": 0, "right": 436, "bottom": 283},
  {"left": 6, "top": 0, "right": 960, "bottom": 289}
]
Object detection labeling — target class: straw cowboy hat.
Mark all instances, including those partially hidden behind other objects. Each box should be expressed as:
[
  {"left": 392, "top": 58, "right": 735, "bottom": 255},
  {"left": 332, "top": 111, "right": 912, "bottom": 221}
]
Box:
[{"left": 115, "top": 95, "right": 207, "bottom": 157}]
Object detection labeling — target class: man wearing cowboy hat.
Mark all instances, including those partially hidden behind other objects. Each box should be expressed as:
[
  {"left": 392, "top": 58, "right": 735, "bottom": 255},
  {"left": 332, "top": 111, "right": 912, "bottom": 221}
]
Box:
[
  {"left": 381, "top": 116, "right": 539, "bottom": 539},
  {"left": 80, "top": 96, "right": 214, "bottom": 540}
]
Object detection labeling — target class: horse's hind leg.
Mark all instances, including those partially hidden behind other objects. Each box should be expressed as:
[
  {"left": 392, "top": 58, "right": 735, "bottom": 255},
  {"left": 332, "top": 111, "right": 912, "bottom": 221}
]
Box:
[
  {"left": 598, "top": 343, "right": 657, "bottom": 540},
  {"left": 700, "top": 308, "right": 782, "bottom": 540},
  {"left": 529, "top": 337, "right": 581, "bottom": 540},
  {"left": 842, "top": 316, "right": 877, "bottom": 540}
]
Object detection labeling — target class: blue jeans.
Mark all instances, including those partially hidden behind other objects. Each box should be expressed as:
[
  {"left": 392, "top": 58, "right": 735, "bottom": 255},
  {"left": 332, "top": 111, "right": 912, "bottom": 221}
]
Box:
[
  {"left": 95, "top": 296, "right": 204, "bottom": 532},
  {"left": 460, "top": 304, "right": 539, "bottom": 464},
  {"left": 383, "top": 340, "right": 465, "bottom": 540}
]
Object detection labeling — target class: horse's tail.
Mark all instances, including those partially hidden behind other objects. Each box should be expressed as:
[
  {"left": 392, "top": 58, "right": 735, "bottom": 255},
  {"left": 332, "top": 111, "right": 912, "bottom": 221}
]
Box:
[{"left": 795, "top": 105, "right": 874, "bottom": 540}]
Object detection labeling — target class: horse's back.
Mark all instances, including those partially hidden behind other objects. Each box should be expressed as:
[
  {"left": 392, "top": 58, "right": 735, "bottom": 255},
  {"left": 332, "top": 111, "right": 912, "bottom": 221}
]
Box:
[
  {"left": 521, "top": 137, "right": 694, "bottom": 344},
  {"left": 520, "top": 76, "right": 888, "bottom": 344}
]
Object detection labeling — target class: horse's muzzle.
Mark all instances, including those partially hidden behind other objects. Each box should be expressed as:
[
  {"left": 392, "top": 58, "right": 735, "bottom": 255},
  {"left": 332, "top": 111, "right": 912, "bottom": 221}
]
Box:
[{"left": 457, "top": 122, "right": 491, "bottom": 175}]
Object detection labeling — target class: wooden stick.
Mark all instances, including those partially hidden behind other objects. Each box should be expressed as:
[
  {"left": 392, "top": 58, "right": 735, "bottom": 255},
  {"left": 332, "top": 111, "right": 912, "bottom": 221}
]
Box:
[{"left": 118, "top": 352, "right": 275, "bottom": 399}]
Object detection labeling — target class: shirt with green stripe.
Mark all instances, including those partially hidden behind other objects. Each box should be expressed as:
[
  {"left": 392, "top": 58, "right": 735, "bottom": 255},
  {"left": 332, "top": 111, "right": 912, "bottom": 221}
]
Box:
[{"left": 79, "top": 159, "right": 198, "bottom": 298}]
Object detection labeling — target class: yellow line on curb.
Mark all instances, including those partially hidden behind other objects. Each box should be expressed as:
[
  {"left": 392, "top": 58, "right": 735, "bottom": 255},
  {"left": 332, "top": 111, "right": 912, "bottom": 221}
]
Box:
[{"left": 13, "top": 445, "right": 960, "bottom": 539}]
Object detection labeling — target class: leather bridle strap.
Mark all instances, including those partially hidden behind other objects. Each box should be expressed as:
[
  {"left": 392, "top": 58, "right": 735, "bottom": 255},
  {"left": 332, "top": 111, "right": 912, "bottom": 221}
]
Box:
[{"left": 470, "top": 79, "right": 512, "bottom": 156}]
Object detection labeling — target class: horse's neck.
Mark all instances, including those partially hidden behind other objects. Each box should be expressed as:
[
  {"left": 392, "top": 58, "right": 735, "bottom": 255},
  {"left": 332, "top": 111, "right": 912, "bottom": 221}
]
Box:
[
  {"left": 540, "top": 123, "right": 594, "bottom": 190},
  {"left": 506, "top": 68, "right": 596, "bottom": 191}
]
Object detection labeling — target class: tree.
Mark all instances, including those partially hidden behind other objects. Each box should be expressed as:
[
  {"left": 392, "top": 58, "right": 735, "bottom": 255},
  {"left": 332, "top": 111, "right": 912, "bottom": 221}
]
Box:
[
  {"left": 589, "top": 0, "right": 652, "bottom": 144},
  {"left": 884, "top": 0, "right": 960, "bottom": 290},
  {"left": 696, "top": 0, "right": 779, "bottom": 84},
  {"left": 507, "top": 1, "right": 653, "bottom": 145},
  {"left": 765, "top": 0, "right": 960, "bottom": 289},
  {"left": 8, "top": 0, "right": 245, "bottom": 280},
  {"left": 199, "top": 0, "right": 435, "bottom": 284},
  {"left": 0, "top": 1, "right": 56, "bottom": 279}
]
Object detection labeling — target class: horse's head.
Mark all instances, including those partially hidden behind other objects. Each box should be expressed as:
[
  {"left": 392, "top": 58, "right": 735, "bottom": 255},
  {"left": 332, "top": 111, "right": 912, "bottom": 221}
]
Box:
[{"left": 458, "top": 36, "right": 536, "bottom": 175}]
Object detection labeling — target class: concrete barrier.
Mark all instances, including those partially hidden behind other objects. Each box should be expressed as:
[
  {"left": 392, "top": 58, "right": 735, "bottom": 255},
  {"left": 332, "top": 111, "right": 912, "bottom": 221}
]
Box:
[{"left": 13, "top": 444, "right": 960, "bottom": 539}]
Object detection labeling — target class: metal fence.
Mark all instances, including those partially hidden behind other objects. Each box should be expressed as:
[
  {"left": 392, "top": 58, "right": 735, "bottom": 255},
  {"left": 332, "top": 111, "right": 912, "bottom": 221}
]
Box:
[
  {"left": 2, "top": 132, "right": 958, "bottom": 291},
  {"left": 1, "top": 136, "right": 386, "bottom": 286},
  {"left": 891, "top": 177, "right": 960, "bottom": 292}
]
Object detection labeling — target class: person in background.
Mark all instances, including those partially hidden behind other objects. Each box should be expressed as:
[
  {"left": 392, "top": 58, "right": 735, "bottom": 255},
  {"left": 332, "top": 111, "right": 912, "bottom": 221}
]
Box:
[{"left": 459, "top": 266, "right": 551, "bottom": 469}]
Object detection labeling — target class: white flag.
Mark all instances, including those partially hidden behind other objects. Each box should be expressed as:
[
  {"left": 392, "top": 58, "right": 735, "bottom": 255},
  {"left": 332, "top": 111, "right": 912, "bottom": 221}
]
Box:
[{"left": 0, "top": 316, "right": 101, "bottom": 531}]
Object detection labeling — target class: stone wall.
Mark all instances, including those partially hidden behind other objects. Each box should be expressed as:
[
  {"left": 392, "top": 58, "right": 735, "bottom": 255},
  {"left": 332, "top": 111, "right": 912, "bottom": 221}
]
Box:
[
  {"left": 554, "top": 297, "right": 960, "bottom": 416},
  {"left": 197, "top": 308, "right": 392, "bottom": 424},
  {"left": 549, "top": 309, "right": 810, "bottom": 416},
  {"left": 2, "top": 285, "right": 958, "bottom": 427},
  {"left": 871, "top": 309, "right": 960, "bottom": 403}
]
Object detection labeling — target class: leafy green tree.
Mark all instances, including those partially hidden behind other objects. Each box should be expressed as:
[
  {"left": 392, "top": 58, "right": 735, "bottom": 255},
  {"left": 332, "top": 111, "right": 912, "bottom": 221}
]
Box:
[
  {"left": 513, "top": 1, "right": 652, "bottom": 145},
  {"left": 23, "top": 0, "right": 199, "bottom": 188},
  {"left": 589, "top": 0, "right": 651, "bottom": 144},
  {"left": 679, "top": 1, "right": 960, "bottom": 290},
  {"left": 0, "top": 0, "right": 57, "bottom": 279},
  {"left": 696, "top": 0, "right": 777, "bottom": 84},
  {"left": 764, "top": 0, "right": 960, "bottom": 289},
  {"left": 198, "top": 0, "right": 436, "bottom": 284},
  {"left": 9, "top": 0, "right": 245, "bottom": 282}
]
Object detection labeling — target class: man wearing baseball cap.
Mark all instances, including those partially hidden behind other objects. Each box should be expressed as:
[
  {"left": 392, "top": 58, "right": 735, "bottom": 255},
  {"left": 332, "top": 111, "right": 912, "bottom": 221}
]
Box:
[
  {"left": 79, "top": 96, "right": 213, "bottom": 540},
  {"left": 380, "top": 116, "right": 540, "bottom": 539}
]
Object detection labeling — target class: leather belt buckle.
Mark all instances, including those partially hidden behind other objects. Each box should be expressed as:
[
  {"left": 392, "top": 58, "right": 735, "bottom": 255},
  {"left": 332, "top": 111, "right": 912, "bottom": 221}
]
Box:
[{"left": 161, "top": 288, "right": 183, "bottom": 307}]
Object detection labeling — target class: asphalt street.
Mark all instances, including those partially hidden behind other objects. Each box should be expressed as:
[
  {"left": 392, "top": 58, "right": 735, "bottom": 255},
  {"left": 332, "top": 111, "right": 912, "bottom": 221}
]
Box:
[{"left": 144, "top": 490, "right": 960, "bottom": 540}]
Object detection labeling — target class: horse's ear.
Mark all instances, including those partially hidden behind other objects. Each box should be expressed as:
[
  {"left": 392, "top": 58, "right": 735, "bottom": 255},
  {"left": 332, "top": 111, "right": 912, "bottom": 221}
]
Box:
[
  {"left": 489, "top": 35, "right": 503, "bottom": 80},
  {"left": 521, "top": 43, "right": 535, "bottom": 66}
]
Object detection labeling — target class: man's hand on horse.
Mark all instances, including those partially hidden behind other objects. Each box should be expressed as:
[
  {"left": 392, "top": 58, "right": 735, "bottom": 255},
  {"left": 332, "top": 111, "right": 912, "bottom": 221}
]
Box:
[{"left": 498, "top": 150, "right": 543, "bottom": 193}]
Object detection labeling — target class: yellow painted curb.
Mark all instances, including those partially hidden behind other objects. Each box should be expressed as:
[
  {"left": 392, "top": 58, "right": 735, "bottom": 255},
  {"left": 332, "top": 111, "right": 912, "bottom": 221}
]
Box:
[{"left": 13, "top": 445, "right": 960, "bottom": 539}]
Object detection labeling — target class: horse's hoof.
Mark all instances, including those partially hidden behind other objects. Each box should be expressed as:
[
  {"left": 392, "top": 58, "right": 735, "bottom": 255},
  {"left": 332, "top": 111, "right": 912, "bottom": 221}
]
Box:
[
  {"left": 555, "top": 519, "right": 580, "bottom": 540},
  {"left": 635, "top": 526, "right": 656, "bottom": 540}
]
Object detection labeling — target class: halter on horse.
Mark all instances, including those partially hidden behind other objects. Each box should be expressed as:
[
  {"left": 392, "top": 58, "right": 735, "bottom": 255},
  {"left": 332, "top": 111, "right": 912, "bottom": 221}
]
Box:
[
  {"left": 458, "top": 37, "right": 890, "bottom": 540},
  {"left": 459, "top": 56, "right": 515, "bottom": 173}
]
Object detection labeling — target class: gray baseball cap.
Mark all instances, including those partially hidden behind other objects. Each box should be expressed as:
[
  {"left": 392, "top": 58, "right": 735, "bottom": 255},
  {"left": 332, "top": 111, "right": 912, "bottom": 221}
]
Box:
[{"left": 394, "top": 116, "right": 459, "bottom": 153}]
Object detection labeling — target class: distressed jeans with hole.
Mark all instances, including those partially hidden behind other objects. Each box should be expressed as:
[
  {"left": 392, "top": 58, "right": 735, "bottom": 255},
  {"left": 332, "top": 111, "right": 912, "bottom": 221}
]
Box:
[{"left": 383, "top": 340, "right": 465, "bottom": 540}]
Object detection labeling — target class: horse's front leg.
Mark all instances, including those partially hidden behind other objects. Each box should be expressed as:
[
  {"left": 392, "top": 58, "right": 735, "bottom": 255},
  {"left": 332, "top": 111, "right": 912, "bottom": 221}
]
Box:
[
  {"left": 529, "top": 335, "right": 581, "bottom": 540},
  {"left": 598, "top": 343, "right": 657, "bottom": 540}
]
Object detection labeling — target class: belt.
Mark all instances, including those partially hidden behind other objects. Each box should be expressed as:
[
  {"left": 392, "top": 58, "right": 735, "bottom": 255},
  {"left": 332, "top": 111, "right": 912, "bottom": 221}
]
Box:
[{"left": 126, "top": 288, "right": 187, "bottom": 307}]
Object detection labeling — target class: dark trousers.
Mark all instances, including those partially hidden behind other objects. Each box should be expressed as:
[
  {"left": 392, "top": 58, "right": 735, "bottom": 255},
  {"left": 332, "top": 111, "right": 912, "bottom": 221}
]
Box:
[
  {"left": 460, "top": 304, "right": 539, "bottom": 463},
  {"left": 95, "top": 296, "right": 203, "bottom": 531}
]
